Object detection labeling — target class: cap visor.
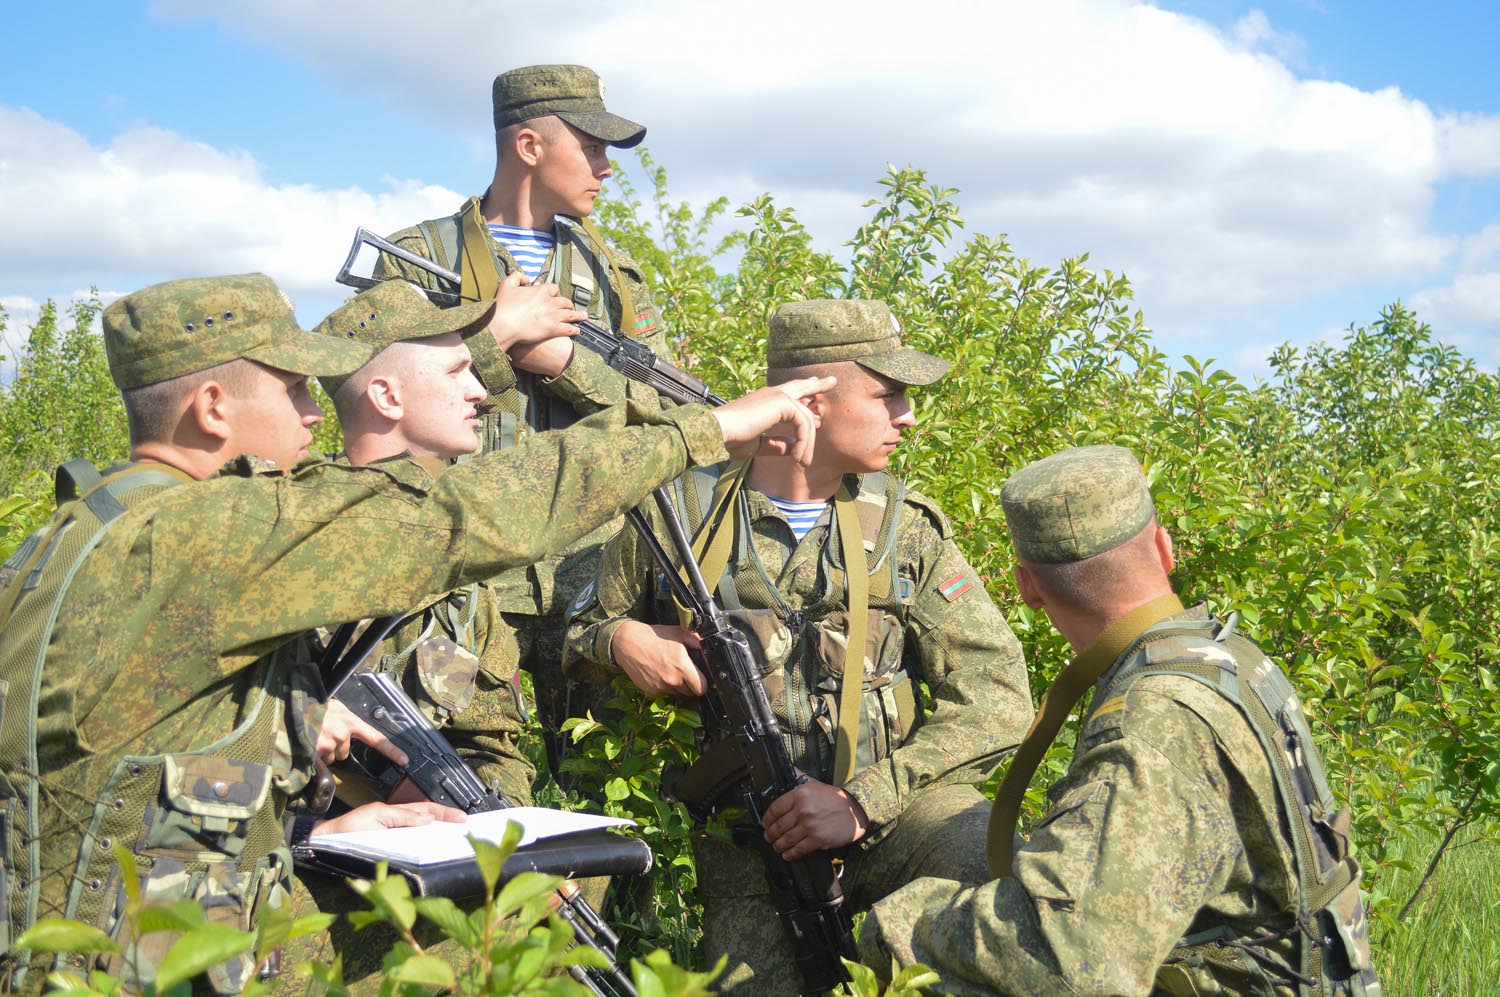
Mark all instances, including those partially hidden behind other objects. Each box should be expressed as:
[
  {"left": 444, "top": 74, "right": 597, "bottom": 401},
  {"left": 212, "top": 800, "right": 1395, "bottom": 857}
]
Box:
[
  {"left": 859, "top": 348, "right": 951, "bottom": 387},
  {"left": 557, "top": 109, "right": 647, "bottom": 148},
  {"left": 246, "top": 329, "right": 375, "bottom": 379},
  {"left": 450, "top": 298, "right": 499, "bottom": 340}
]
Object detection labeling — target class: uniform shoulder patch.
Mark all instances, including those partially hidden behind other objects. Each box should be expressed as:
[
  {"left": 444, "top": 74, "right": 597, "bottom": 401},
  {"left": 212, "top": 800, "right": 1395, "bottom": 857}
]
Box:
[{"left": 939, "top": 573, "right": 974, "bottom": 602}]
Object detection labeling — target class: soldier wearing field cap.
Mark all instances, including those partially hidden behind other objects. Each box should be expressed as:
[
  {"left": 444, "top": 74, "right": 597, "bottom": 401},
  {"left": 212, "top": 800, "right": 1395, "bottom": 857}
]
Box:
[
  {"left": 859, "top": 445, "right": 1381, "bottom": 996},
  {"left": 0, "top": 273, "right": 830, "bottom": 993},
  {"left": 372, "top": 63, "right": 679, "bottom": 779},
  {"left": 567, "top": 299, "right": 1034, "bottom": 994}
]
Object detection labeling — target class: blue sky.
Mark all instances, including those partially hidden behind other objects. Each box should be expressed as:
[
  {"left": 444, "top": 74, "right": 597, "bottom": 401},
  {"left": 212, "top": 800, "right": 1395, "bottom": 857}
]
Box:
[{"left": 3, "top": 0, "right": 1497, "bottom": 378}]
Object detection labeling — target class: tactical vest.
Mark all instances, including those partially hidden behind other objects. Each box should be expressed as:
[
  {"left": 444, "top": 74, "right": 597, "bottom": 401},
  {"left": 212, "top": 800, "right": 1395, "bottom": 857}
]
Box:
[
  {"left": 1098, "top": 616, "right": 1381, "bottom": 997},
  {"left": 670, "top": 465, "right": 925, "bottom": 814},
  {"left": 0, "top": 461, "right": 311, "bottom": 993},
  {"left": 413, "top": 200, "right": 645, "bottom": 450}
]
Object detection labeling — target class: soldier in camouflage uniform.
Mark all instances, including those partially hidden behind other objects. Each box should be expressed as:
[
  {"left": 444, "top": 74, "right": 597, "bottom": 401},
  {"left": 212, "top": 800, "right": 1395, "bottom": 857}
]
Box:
[
  {"left": 567, "top": 300, "right": 1035, "bottom": 994},
  {"left": 274, "top": 281, "right": 543, "bottom": 991},
  {"left": 372, "top": 64, "right": 674, "bottom": 772},
  {"left": 0, "top": 273, "right": 830, "bottom": 994},
  {"left": 859, "top": 445, "right": 1381, "bottom": 996}
]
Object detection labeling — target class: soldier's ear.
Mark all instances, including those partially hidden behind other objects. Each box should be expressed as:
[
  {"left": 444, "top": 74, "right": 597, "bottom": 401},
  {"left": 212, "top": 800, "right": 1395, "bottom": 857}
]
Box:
[
  {"left": 1154, "top": 525, "right": 1176, "bottom": 575},
  {"left": 189, "top": 379, "right": 233, "bottom": 443},
  {"left": 365, "top": 374, "right": 404, "bottom": 421},
  {"left": 1014, "top": 563, "right": 1046, "bottom": 609}
]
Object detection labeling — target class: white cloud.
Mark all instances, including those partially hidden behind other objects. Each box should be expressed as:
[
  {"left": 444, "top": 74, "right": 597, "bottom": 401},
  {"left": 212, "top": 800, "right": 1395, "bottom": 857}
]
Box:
[
  {"left": 140, "top": 0, "right": 1500, "bottom": 355},
  {"left": 1409, "top": 223, "right": 1500, "bottom": 365},
  {"left": 0, "top": 105, "right": 460, "bottom": 324}
]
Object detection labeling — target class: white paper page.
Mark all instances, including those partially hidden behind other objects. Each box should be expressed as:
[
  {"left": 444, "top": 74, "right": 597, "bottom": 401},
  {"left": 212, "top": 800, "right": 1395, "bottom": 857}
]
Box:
[{"left": 309, "top": 807, "right": 634, "bottom": 867}]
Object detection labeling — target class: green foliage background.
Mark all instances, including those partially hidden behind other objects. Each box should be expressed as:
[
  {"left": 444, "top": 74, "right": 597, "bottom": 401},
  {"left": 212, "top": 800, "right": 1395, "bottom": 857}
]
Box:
[{"left": 2, "top": 153, "right": 1495, "bottom": 994}]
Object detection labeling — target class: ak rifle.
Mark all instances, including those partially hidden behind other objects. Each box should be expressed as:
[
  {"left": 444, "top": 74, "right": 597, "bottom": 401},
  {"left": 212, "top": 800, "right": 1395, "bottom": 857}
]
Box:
[{"left": 336, "top": 227, "right": 725, "bottom": 408}]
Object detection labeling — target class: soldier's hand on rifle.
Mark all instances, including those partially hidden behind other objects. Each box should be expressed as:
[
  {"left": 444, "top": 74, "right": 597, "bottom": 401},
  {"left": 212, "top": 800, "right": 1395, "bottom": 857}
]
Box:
[
  {"left": 714, "top": 376, "right": 835, "bottom": 466},
  {"left": 609, "top": 621, "right": 707, "bottom": 696},
  {"left": 487, "top": 271, "right": 583, "bottom": 377},
  {"left": 309, "top": 799, "right": 468, "bottom": 837},
  {"left": 762, "top": 776, "right": 870, "bottom": 859},
  {"left": 317, "top": 699, "right": 409, "bottom": 767}
]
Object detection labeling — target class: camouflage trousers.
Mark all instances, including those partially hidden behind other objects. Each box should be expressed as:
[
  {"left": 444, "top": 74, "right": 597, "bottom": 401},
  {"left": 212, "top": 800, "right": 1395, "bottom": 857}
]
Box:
[{"left": 697, "top": 783, "right": 993, "bottom": 995}]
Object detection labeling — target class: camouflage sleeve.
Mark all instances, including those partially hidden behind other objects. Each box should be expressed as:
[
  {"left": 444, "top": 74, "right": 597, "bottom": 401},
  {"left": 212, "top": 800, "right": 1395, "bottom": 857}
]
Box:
[
  {"left": 843, "top": 511, "right": 1034, "bottom": 834},
  {"left": 859, "top": 682, "right": 1242, "bottom": 995},
  {"left": 561, "top": 498, "right": 665, "bottom": 681},
  {"left": 444, "top": 586, "right": 536, "bottom": 805},
  {"left": 208, "top": 403, "right": 726, "bottom": 658},
  {"left": 372, "top": 226, "right": 446, "bottom": 294}
]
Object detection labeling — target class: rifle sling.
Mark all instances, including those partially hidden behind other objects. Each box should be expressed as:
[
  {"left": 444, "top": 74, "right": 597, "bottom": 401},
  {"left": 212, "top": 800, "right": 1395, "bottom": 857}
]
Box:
[
  {"left": 985, "top": 592, "right": 1184, "bottom": 877},
  {"left": 831, "top": 483, "right": 868, "bottom": 787}
]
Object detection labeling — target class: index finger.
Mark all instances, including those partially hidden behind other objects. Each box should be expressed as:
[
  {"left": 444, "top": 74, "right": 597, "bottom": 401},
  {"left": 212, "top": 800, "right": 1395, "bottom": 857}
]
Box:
[{"left": 348, "top": 715, "right": 409, "bottom": 767}]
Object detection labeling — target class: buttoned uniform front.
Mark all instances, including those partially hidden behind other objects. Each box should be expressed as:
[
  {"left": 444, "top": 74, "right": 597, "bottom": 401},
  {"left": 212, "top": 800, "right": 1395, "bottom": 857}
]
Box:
[
  {"left": 0, "top": 394, "right": 727, "bottom": 994},
  {"left": 566, "top": 468, "right": 1034, "bottom": 994},
  {"left": 860, "top": 603, "right": 1378, "bottom": 995}
]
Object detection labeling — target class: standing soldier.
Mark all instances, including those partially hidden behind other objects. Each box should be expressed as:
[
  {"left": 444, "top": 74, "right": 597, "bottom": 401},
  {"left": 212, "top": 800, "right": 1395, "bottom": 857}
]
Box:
[
  {"left": 373, "top": 62, "right": 673, "bottom": 770},
  {"left": 0, "top": 272, "right": 828, "bottom": 993},
  {"left": 567, "top": 300, "right": 1034, "bottom": 994},
  {"left": 859, "top": 445, "right": 1381, "bottom": 996}
]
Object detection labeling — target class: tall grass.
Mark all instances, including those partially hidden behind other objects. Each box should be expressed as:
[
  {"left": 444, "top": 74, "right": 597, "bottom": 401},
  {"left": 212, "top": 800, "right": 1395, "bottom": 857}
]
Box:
[{"left": 1376, "top": 826, "right": 1499, "bottom": 995}]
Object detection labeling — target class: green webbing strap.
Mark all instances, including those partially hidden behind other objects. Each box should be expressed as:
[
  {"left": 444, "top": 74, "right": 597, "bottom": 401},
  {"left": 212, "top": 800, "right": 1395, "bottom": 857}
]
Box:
[
  {"left": 0, "top": 463, "right": 190, "bottom": 630},
  {"left": 456, "top": 200, "right": 527, "bottom": 441},
  {"left": 985, "top": 592, "right": 1185, "bottom": 877},
  {"left": 580, "top": 215, "right": 639, "bottom": 333},
  {"left": 673, "top": 460, "right": 751, "bottom": 629},
  {"left": 830, "top": 482, "right": 870, "bottom": 787}
]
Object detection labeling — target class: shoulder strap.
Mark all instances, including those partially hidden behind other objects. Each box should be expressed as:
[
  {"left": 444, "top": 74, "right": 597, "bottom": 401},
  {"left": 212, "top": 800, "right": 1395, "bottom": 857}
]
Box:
[
  {"left": 985, "top": 593, "right": 1186, "bottom": 877},
  {"left": 580, "top": 215, "right": 639, "bottom": 332},
  {"left": 457, "top": 199, "right": 502, "bottom": 304},
  {"left": 830, "top": 482, "right": 869, "bottom": 787}
]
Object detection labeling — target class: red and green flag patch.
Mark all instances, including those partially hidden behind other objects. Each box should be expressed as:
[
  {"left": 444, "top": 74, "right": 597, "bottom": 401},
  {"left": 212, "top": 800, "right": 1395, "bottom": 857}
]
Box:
[{"left": 940, "top": 573, "right": 974, "bottom": 602}]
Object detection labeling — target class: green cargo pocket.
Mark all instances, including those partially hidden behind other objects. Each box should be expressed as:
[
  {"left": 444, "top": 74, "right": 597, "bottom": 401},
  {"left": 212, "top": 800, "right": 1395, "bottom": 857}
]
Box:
[{"left": 144, "top": 755, "right": 272, "bottom": 862}]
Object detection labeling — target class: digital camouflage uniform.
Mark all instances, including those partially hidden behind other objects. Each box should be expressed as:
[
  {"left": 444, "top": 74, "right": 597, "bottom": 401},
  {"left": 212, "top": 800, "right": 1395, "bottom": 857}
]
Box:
[
  {"left": 0, "top": 275, "right": 729, "bottom": 994},
  {"left": 371, "top": 64, "right": 671, "bottom": 772},
  {"left": 567, "top": 301, "right": 1035, "bottom": 994},
  {"left": 860, "top": 446, "right": 1379, "bottom": 996},
  {"left": 275, "top": 284, "right": 536, "bottom": 993}
]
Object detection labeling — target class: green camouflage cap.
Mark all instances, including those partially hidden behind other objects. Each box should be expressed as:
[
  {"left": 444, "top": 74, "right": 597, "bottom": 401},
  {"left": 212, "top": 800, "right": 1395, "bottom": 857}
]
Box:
[
  {"left": 312, "top": 280, "right": 496, "bottom": 397},
  {"left": 492, "top": 64, "right": 646, "bottom": 147},
  {"left": 766, "top": 299, "right": 950, "bottom": 386},
  {"left": 103, "top": 273, "right": 374, "bottom": 390},
  {"left": 1001, "top": 445, "right": 1157, "bottom": 564}
]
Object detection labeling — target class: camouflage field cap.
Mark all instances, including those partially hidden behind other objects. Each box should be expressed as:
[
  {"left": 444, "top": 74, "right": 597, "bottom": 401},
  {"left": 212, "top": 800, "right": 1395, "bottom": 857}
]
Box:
[
  {"left": 1001, "top": 445, "right": 1157, "bottom": 563},
  {"left": 766, "top": 299, "right": 950, "bottom": 386},
  {"left": 312, "top": 280, "right": 496, "bottom": 397},
  {"left": 103, "top": 273, "right": 374, "bottom": 390},
  {"left": 492, "top": 64, "right": 646, "bottom": 148}
]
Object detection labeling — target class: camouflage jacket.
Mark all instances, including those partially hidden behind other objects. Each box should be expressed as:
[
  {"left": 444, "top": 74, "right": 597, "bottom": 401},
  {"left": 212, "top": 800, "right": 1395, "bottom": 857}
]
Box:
[
  {"left": 860, "top": 606, "right": 1319, "bottom": 996},
  {"left": 566, "top": 469, "right": 1033, "bottom": 837},
  {"left": 374, "top": 197, "right": 674, "bottom": 616},
  {"left": 12, "top": 402, "right": 724, "bottom": 990}
]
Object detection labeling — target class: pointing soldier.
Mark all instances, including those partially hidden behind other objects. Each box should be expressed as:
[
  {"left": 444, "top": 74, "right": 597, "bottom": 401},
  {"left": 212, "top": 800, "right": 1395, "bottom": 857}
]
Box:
[
  {"left": 567, "top": 299, "right": 1034, "bottom": 994},
  {"left": 858, "top": 445, "right": 1381, "bottom": 996},
  {"left": 0, "top": 272, "right": 829, "bottom": 992}
]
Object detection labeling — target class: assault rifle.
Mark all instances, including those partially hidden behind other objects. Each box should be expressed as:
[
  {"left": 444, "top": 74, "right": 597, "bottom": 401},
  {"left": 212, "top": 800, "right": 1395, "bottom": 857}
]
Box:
[
  {"left": 312, "top": 641, "right": 638, "bottom": 997},
  {"left": 623, "top": 490, "right": 857, "bottom": 995},
  {"left": 336, "top": 227, "right": 726, "bottom": 408}
]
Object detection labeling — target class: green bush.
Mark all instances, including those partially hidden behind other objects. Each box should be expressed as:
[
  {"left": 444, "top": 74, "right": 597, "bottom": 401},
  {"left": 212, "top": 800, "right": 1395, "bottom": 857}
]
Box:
[{"left": 2, "top": 154, "right": 1494, "bottom": 992}]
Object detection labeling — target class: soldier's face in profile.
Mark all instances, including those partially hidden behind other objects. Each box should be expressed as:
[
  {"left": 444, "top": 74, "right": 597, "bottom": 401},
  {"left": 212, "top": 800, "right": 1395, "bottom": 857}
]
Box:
[
  {"left": 228, "top": 363, "right": 324, "bottom": 470},
  {"left": 809, "top": 364, "right": 916, "bottom": 475},
  {"left": 386, "top": 334, "right": 487, "bottom": 460},
  {"left": 533, "top": 120, "right": 614, "bottom": 218}
]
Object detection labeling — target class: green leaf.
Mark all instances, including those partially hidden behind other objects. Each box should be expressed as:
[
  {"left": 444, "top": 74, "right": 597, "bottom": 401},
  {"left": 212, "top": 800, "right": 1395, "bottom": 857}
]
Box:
[
  {"left": 152, "top": 923, "right": 256, "bottom": 992},
  {"left": 390, "top": 954, "right": 456, "bottom": 988},
  {"left": 413, "top": 896, "right": 478, "bottom": 947},
  {"left": 17, "top": 919, "right": 121, "bottom": 955}
]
